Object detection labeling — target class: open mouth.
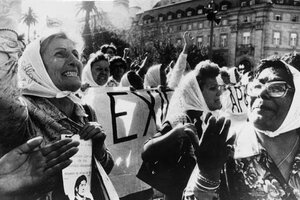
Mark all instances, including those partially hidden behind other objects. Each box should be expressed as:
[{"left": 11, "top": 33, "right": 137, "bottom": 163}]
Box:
[{"left": 63, "top": 71, "right": 78, "bottom": 77}]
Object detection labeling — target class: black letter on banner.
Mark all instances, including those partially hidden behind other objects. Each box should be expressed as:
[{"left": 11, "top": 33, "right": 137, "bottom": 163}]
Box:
[
  {"left": 132, "top": 91, "right": 156, "bottom": 136},
  {"left": 107, "top": 92, "right": 137, "bottom": 144},
  {"left": 155, "top": 89, "right": 170, "bottom": 122}
]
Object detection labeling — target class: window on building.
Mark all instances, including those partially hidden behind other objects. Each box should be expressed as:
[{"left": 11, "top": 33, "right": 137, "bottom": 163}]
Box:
[
  {"left": 197, "top": 9, "right": 203, "bottom": 14},
  {"left": 187, "top": 11, "right": 192, "bottom": 17},
  {"left": 169, "top": 27, "right": 173, "bottom": 33},
  {"left": 242, "top": 32, "right": 251, "bottom": 45},
  {"left": 182, "top": 24, "right": 187, "bottom": 30},
  {"left": 178, "top": 25, "right": 182, "bottom": 31},
  {"left": 159, "top": 16, "right": 164, "bottom": 21},
  {"left": 197, "top": 36, "right": 203, "bottom": 47},
  {"left": 193, "top": 22, "right": 198, "bottom": 29},
  {"left": 294, "top": 0, "right": 300, "bottom": 5},
  {"left": 220, "top": 34, "right": 228, "bottom": 47},
  {"left": 243, "top": 16, "right": 250, "bottom": 23},
  {"left": 274, "top": 14, "right": 282, "bottom": 21},
  {"left": 221, "top": 5, "right": 228, "bottom": 10},
  {"left": 277, "top": 0, "right": 284, "bottom": 4},
  {"left": 168, "top": 15, "right": 173, "bottom": 20},
  {"left": 290, "top": 33, "right": 298, "bottom": 46},
  {"left": 249, "top": 0, "right": 255, "bottom": 6},
  {"left": 177, "top": 13, "right": 182, "bottom": 18},
  {"left": 199, "top": 22, "right": 203, "bottom": 29},
  {"left": 188, "top": 24, "right": 192, "bottom": 30},
  {"left": 241, "top": 1, "right": 247, "bottom": 7},
  {"left": 222, "top": 19, "right": 228, "bottom": 26},
  {"left": 291, "top": 15, "right": 299, "bottom": 22},
  {"left": 273, "top": 32, "right": 281, "bottom": 45}
]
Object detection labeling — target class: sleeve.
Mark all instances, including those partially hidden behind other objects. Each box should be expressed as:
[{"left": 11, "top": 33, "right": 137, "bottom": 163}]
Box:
[
  {"left": 0, "top": 29, "right": 29, "bottom": 152},
  {"left": 167, "top": 53, "right": 187, "bottom": 89},
  {"left": 85, "top": 105, "right": 115, "bottom": 174}
]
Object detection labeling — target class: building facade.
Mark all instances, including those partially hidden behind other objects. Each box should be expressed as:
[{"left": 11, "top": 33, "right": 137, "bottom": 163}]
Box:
[{"left": 132, "top": 0, "right": 300, "bottom": 70}]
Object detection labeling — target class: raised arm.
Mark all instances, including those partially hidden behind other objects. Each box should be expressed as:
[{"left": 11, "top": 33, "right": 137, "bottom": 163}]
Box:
[{"left": 168, "top": 31, "right": 194, "bottom": 89}]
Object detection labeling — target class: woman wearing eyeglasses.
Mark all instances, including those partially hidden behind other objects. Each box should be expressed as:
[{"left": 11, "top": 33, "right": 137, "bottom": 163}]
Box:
[{"left": 183, "top": 56, "right": 300, "bottom": 200}]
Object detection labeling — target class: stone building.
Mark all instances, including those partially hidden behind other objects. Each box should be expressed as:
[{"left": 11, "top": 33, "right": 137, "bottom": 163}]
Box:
[{"left": 132, "top": 0, "right": 300, "bottom": 70}]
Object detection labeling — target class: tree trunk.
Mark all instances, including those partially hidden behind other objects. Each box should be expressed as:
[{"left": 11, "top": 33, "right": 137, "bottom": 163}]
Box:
[{"left": 27, "top": 25, "right": 31, "bottom": 43}]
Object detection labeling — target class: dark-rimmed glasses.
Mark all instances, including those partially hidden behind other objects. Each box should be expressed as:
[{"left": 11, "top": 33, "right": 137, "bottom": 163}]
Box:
[{"left": 246, "top": 81, "right": 294, "bottom": 98}]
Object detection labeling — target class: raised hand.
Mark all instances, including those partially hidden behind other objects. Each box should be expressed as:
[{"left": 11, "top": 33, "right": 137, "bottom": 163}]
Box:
[
  {"left": 194, "top": 114, "right": 235, "bottom": 181},
  {"left": 78, "top": 122, "right": 106, "bottom": 143},
  {"left": 183, "top": 31, "right": 194, "bottom": 54},
  {"left": 0, "top": 136, "right": 79, "bottom": 196}
]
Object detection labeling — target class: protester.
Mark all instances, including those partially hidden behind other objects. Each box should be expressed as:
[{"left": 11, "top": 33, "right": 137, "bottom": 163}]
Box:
[
  {"left": 219, "top": 66, "right": 248, "bottom": 133},
  {"left": 119, "top": 70, "right": 144, "bottom": 90},
  {"left": 184, "top": 57, "right": 300, "bottom": 200},
  {"left": 81, "top": 52, "right": 110, "bottom": 91},
  {"left": 282, "top": 51, "right": 300, "bottom": 71},
  {"left": 0, "top": 137, "right": 79, "bottom": 198},
  {"left": 141, "top": 60, "right": 223, "bottom": 200},
  {"left": 100, "top": 43, "right": 117, "bottom": 60},
  {"left": 0, "top": 26, "right": 114, "bottom": 199},
  {"left": 107, "top": 56, "right": 127, "bottom": 86}
]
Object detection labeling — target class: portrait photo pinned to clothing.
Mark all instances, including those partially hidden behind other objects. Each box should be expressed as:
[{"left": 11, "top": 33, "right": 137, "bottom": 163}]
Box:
[
  {"left": 74, "top": 175, "right": 94, "bottom": 200},
  {"left": 62, "top": 134, "right": 93, "bottom": 200}
]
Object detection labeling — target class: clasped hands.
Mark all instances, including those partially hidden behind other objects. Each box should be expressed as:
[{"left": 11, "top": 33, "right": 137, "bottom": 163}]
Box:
[{"left": 177, "top": 113, "right": 235, "bottom": 180}]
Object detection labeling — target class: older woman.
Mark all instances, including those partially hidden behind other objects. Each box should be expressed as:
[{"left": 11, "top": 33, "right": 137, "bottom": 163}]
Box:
[
  {"left": 0, "top": 30, "right": 114, "bottom": 200},
  {"left": 82, "top": 52, "right": 110, "bottom": 89},
  {"left": 184, "top": 57, "right": 300, "bottom": 200},
  {"left": 141, "top": 60, "right": 222, "bottom": 200}
]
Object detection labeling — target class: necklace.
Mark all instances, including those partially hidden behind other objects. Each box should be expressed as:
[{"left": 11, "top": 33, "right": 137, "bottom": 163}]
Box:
[{"left": 277, "top": 136, "right": 299, "bottom": 167}]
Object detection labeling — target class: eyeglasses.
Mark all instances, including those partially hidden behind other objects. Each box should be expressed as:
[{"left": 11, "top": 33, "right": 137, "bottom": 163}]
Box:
[{"left": 246, "top": 81, "right": 294, "bottom": 98}]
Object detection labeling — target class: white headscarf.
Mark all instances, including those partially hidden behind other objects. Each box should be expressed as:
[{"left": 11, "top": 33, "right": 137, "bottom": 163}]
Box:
[
  {"left": 82, "top": 57, "right": 100, "bottom": 87},
  {"left": 144, "top": 64, "right": 161, "bottom": 88},
  {"left": 252, "top": 60, "right": 300, "bottom": 137},
  {"left": 18, "top": 37, "right": 81, "bottom": 103},
  {"left": 165, "top": 63, "right": 219, "bottom": 124},
  {"left": 119, "top": 71, "right": 130, "bottom": 87}
]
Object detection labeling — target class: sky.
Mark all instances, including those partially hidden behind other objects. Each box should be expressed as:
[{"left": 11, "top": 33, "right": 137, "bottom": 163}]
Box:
[{"left": 20, "top": 0, "right": 157, "bottom": 36}]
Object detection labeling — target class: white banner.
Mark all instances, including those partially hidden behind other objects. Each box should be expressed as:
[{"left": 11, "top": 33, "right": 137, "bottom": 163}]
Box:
[{"left": 83, "top": 87, "right": 173, "bottom": 197}]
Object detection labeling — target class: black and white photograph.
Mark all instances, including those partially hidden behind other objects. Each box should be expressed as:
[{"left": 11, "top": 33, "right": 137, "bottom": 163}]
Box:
[{"left": 1, "top": 0, "right": 300, "bottom": 199}]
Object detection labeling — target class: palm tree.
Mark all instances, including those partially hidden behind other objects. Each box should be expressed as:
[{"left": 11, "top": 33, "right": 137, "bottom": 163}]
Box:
[
  {"left": 77, "top": 1, "right": 101, "bottom": 56},
  {"left": 21, "top": 7, "right": 38, "bottom": 43}
]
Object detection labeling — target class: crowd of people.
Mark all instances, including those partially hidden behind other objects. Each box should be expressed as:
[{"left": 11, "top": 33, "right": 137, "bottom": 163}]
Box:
[{"left": 2, "top": 1, "right": 300, "bottom": 200}]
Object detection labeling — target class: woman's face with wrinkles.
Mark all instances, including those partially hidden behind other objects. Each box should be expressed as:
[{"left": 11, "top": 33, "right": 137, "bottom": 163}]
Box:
[{"left": 249, "top": 67, "right": 294, "bottom": 131}]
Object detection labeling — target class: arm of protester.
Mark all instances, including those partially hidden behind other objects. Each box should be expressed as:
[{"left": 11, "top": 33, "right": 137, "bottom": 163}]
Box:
[
  {"left": 0, "top": 136, "right": 79, "bottom": 198},
  {"left": 142, "top": 123, "right": 198, "bottom": 162},
  {"left": 122, "top": 48, "right": 130, "bottom": 60},
  {"left": 137, "top": 55, "right": 150, "bottom": 79},
  {"left": 183, "top": 114, "right": 235, "bottom": 199},
  {"left": 0, "top": 0, "right": 29, "bottom": 144},
  {"left": 78, "top": 122, "right": 114, "bottom": 174},
  {"left": 167, "top": 31, "right": 194, "bottom": 89}
]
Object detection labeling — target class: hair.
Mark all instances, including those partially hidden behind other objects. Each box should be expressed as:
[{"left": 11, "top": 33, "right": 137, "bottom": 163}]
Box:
[
  {"left": 100, "top": 44, "right": 117, "bottom": 55},
  {"left": 255, "top": 56, "right": 294, "bottom": 88},
  {"left": 194, "top": 60, "right": 220, "bottom": 90},
  {"left": 74, "top": 175, "right": 87, "bottom": 196},
  {"left": 89, "top": 52, "right": 108, "bottom": 68},
  {"left": 281, "top": 51, "right": 300, "bottom": 72},
  {"left": 109, "top": 56, "right": 127, "bottom": 71},
  {"left": 40, "top": 31, "right": 82, "bottom": 56}
]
